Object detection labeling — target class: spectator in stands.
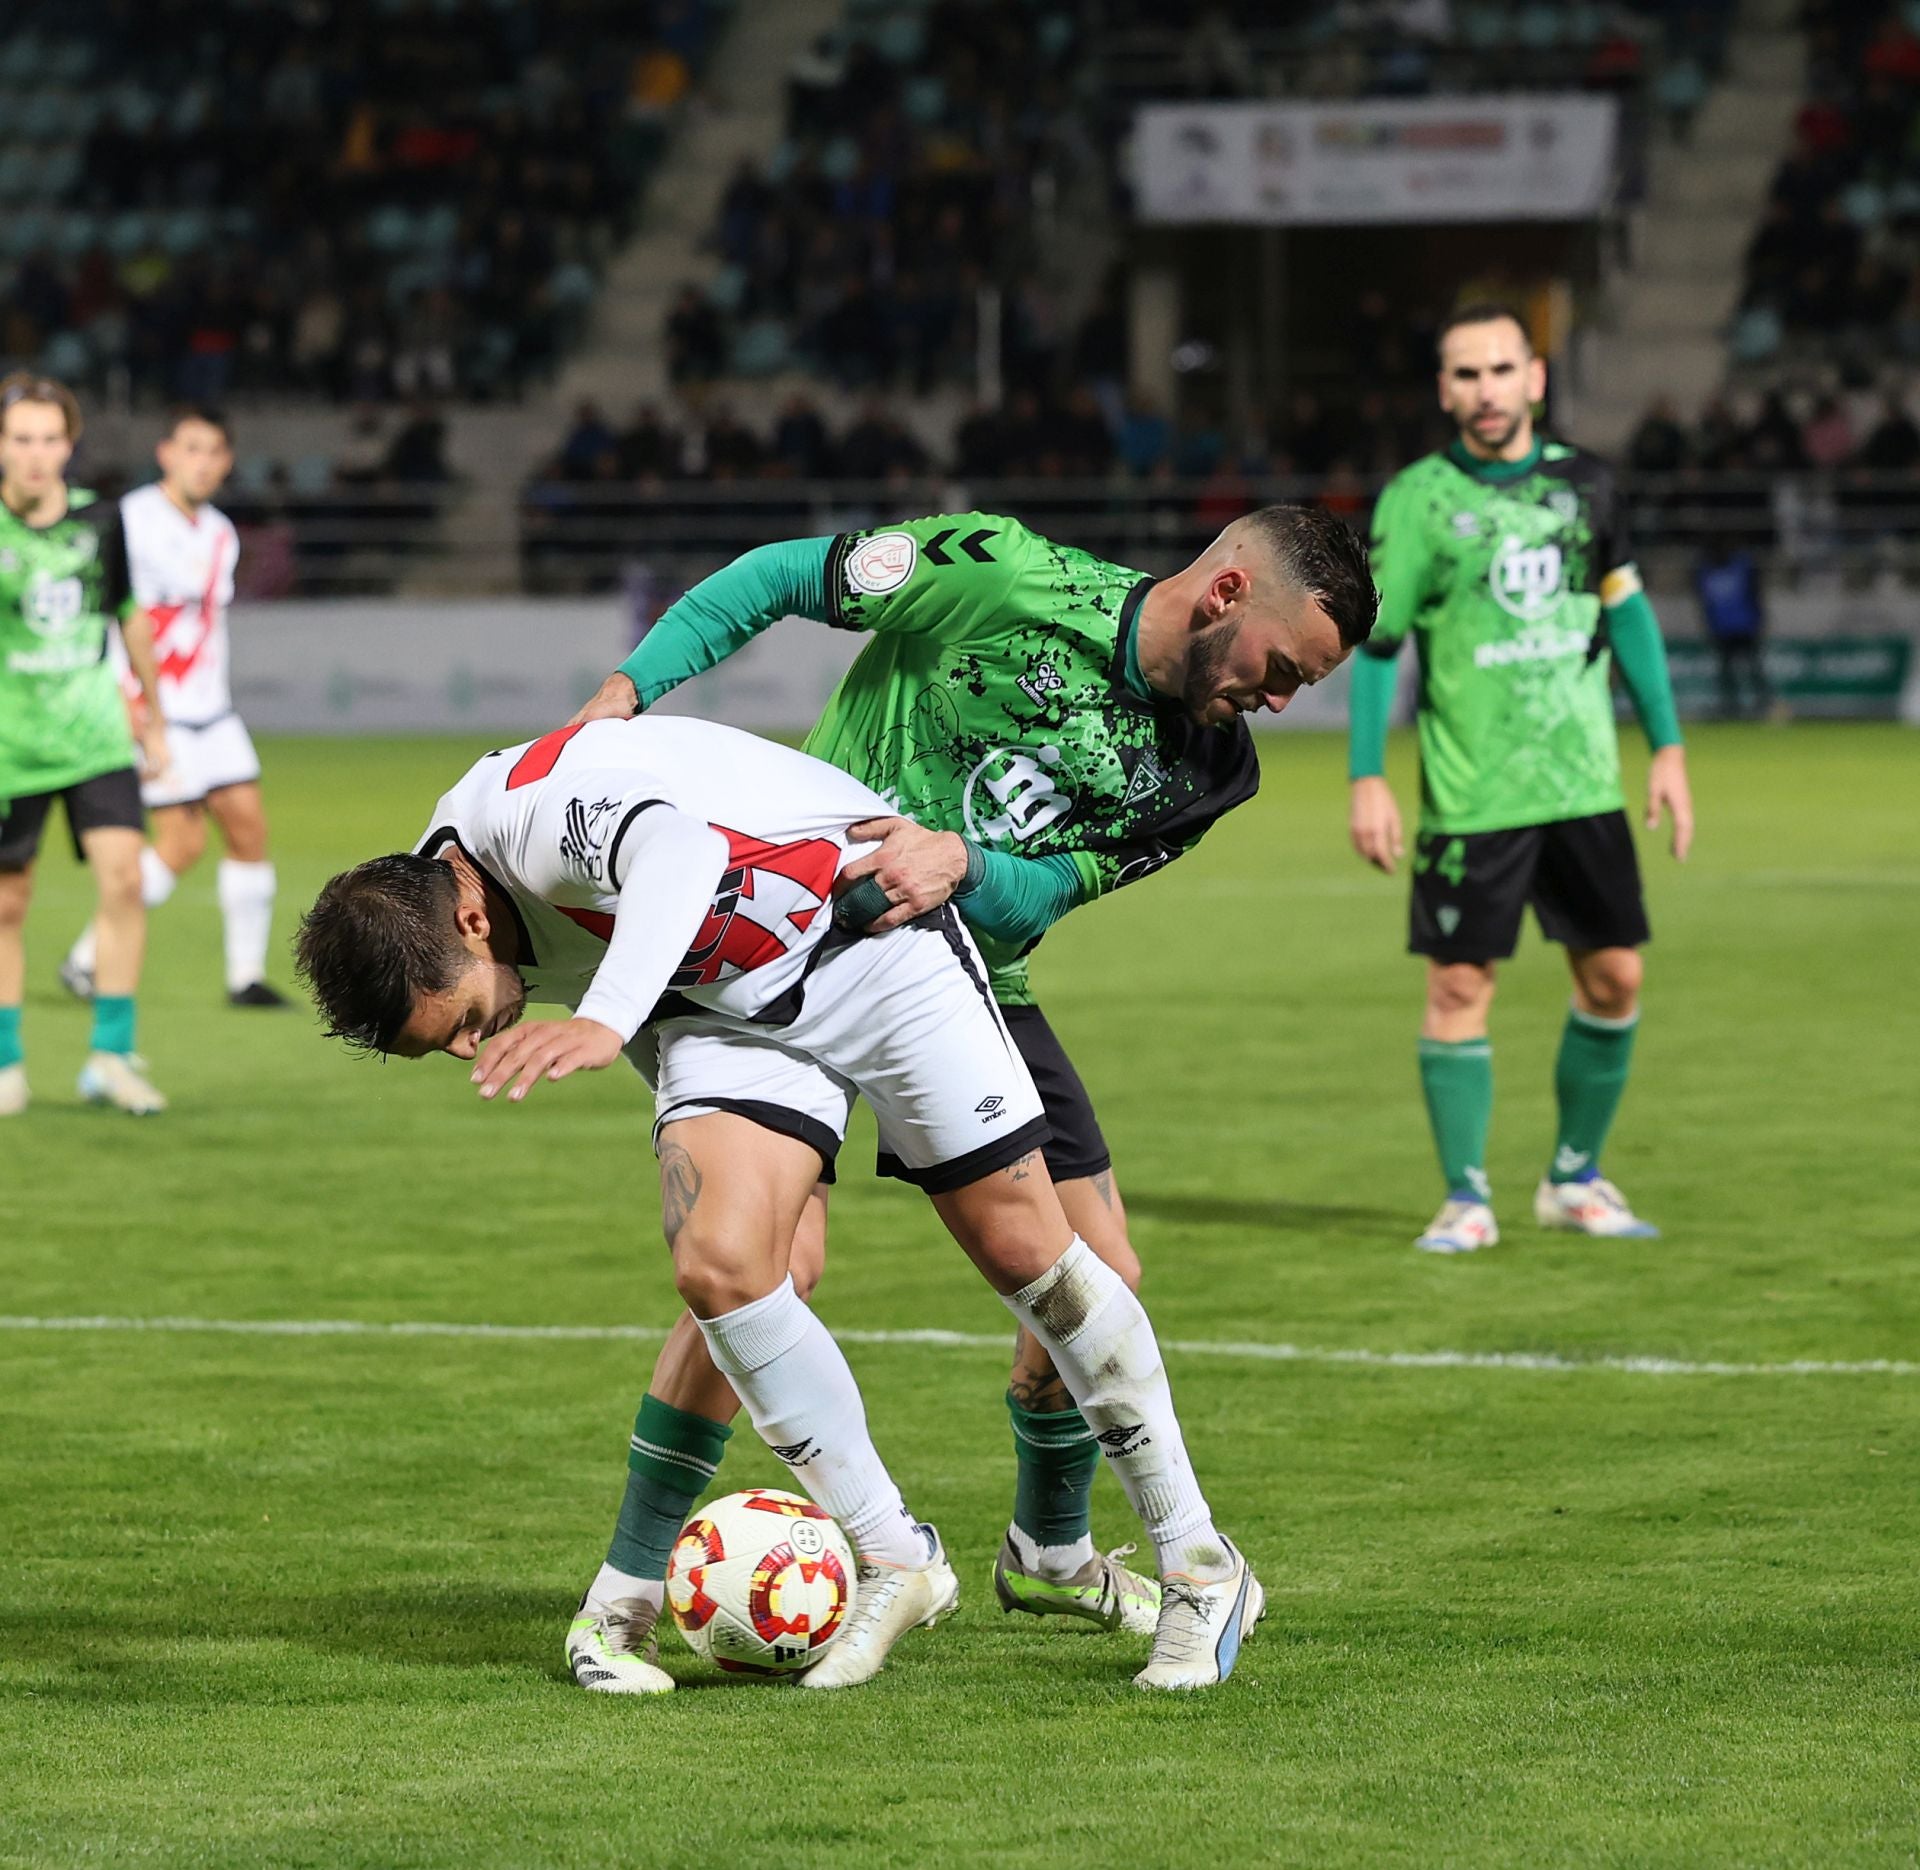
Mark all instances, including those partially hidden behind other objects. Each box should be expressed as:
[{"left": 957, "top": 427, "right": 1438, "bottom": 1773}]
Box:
[
  {"left": 619, "top": 405, "right": 684, "bottom": 484},
  {"left": 1801, "top": 393, "right": 1856, "bottom": 469},
  {"left": 1628, "top": 396, "right": 1691, "bottom": 473},
  {"left": 666, "top": 285, "right": 727, "bottom": 386},
  {"left": 1692, "top": 534, "right": 1773, "bottom": 720},
  {"left": 1856, "top": 392, "right": 1920, "bottom": 473}
]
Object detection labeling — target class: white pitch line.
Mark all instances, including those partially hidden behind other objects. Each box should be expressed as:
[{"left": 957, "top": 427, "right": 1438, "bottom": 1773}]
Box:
[{"left": 0, "top": 1314, "right": 1914, "bottom": 1379}]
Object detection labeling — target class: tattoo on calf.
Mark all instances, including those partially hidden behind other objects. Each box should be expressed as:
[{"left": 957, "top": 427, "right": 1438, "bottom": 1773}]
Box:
[{"left": 659, "top": 1141, "right": 703, "bottom": 1245}]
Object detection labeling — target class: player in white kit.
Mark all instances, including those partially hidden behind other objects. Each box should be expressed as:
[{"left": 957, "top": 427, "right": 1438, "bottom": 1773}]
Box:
[
  {"left": 63, "top": 409, "right": 285, "bottom": 1007},
  {"left": 294, "top": 715, "right": 1263, "bottom": 1693}
]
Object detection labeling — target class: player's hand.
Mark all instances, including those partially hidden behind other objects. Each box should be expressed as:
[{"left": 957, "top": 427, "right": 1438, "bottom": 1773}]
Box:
[
  {"left": 1646, "top": 744, "right": 1694, "bottom": 862},
  {"left": 834, "top": 817, "right": 969, "bottom": 933},
  {"left": 471, "top": 1017, "right": 624, "bottom": 1103},
  {"left": 567, "top": 672, "right": 640, "bottom": 728},
  {"left": 139, "top": 719, "right": 171, "bottom": 784},
  {"left": 1349, "top": 776, "right": 1404, "bottom": 874}
]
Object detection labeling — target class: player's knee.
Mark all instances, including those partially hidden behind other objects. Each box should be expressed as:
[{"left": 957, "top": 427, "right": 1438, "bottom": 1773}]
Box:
[
  {"left": 1091, "top": 1229, "right": 1143, "bottom": 1294},
  {"left": 669, "top": 1223, "right": 784, "bottom": 1320},
  {"left": 0, "top": 875, "right": 30, "bottom": 928},
  {"left": 787, "top": 1208, "right": 828, "bottom": 1303},
  {"left": 1427, "top": 962, "right": 1494, "bottom": 1020},
  {"left": 94, "top": 853, "right": 143, "bottom": 914},
  {"left": 1577, "top": 949, "right": 1641, "bottom": 1018}
]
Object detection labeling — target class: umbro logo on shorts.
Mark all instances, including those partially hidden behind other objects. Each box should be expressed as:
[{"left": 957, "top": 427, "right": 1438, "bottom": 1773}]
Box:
[
  {"left": 975, "top": 1095, "right": 1007, "bottom": 1122},
  {"left": 1095, "top": 1423, "right": 1151, "bottom": 1458}
]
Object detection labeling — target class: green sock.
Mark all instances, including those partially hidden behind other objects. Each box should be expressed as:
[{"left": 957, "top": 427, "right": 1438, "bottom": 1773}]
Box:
[
  {"left": 90, "top": 994, "right": 136, "bottom": 1056},
  {"left": 1551, "top": 1007, "right": 1639, "bottom": 1182},
  {"left": 1008, "top": 1393, "right": 1099, "bottom": 1549},
  {"left": 1418, "top": 1036, "right": 1493, "bottom": 1202},
  {"left": 0, "top": 1005, "right": 20, "bottom": 1071},
  {"left": 606, "top": 1393, "right": 734, "bottom": 1580}
]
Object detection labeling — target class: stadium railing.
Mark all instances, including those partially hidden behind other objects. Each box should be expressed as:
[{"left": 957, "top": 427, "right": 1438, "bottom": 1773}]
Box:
[{"left": 224, "top": 474, "right": 1920, "bottom": 597}]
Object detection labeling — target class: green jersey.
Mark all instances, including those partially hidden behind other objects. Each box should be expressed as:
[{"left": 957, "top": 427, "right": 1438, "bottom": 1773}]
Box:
[
  {"left": 1367, "top": 440, "right": 1642, "bottom": 835},
  {"left": 0, "top": 488, "right": 137, "bottom": 805},
  {"left": 804, "top": 514, "right": 1259, "bottom": 1002}
]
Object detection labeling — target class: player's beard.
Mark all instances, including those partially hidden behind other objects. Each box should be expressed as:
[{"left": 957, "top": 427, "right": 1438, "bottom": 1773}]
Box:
[
  {"left": 1181, "top": 615, "right": 1241, "bottom": 724},
  {"left": 1460, "top": 405, "right": 1525, "bottom": 454}
]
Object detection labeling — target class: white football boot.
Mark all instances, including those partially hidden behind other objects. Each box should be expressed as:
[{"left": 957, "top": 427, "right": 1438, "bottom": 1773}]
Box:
[
  {"left": 58, "top": 954, "right": 94, "bottom": 1001},
  {"left": 565, "top": 1590, "right": 675, "bottom": 1694},
  {"left": 1134, "top": 1539, "right": 1264, "bottom": 1691},
  {"left": 77, "top": 1052, "right": 167, "bottom": 1115},
  {"left": 1414, "top": 1198, "right": 1499, "bottom": 1254},
  {"left": 799, "top": 1524, "right": 958, "bottom": 1690},
  {"left": 1534, "top": 1175, "right": 1659, "bottom": 1238},
  {"left": 0, "top": 1063, "right": 26, "bottom": 1117}
]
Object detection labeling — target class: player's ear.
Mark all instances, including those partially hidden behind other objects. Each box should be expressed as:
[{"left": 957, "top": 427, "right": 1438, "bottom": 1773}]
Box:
[{"left": 1527, "top": 354, "right": 1547, "bottom": 404}]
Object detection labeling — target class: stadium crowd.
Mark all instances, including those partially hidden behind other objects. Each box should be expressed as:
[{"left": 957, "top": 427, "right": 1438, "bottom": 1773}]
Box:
[{"left": 0, "top": 0, "right": 723, "bottom": 404}]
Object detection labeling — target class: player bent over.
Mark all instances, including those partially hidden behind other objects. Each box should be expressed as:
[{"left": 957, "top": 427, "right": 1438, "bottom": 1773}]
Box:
[
  {"left": 64, "top": 407, "right": 285, "bottom": 1008},
  {"left": 295, "top": 716, "right": 1263, "bottom": 1691},
  {"left": 0, "top": 372, "right": 170, "bottom": 1117},
  {"left": 1351, "top": 304, "right": 1694, "bottom": 1252}
]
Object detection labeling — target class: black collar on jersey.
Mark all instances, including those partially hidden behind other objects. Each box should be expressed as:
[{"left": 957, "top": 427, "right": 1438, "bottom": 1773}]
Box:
[
  {"left": 1113, "top": 575, "right": 1158, "bottom": 700},
  {"left": 1446, "top": 436, "right": 1544, "bottom": 483},
  {"left": 412, "top": 825, "right": 540, "bottom": 970}
]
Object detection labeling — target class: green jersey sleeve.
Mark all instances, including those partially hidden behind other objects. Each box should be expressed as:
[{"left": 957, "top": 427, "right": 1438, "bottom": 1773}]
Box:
[
  {"left": 1367, "top": 469, "right": 1433, "bottom": 648},
  {"left": 824, "top": 514, "right": 1031, "bottom": 641}
]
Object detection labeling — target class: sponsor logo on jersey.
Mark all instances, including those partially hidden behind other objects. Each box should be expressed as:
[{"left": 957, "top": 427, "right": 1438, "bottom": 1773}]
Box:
[
  {"left": 1121, "top": 749, "right": 1168, "bottom": 809},
  {"left": 1472, "top": 626, "right": 1590, "bottom": 670},
  {"left": 1546, "top": 487, "right": 1581, "bottom": 525},
  {"left": 1451, "top": 512, "right": 1480, "bottom": 537},
  {"left": 963, "top": 745, "right": 1073, "bottom": 845},
  {"left": 20, "top": 571, "right": 84, "bottom": 638},
  {"left": 670, "top": 826, "right": 840, "bottom": 989},
  {"left": 559, "top": 795, "right": 624, "bottom": 884},
  {"left": 845, "top": 530, "right": 917, "bottom": 595},
  {"left": 1489, "top": 535, "right": 1566, "bottom": 621},
  {"left": 1016, "top": 659, "right": 1065, "bottom": 708}
]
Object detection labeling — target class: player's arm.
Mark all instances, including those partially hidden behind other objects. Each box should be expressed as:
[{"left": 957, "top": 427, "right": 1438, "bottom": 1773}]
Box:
[
  {"left": 1600, "top": 564, "right": 1693, "bottom": 862},
  {"left": 833, "top": 816, "right": 1086, "bottom": 940},
  {"left": 105, "top": 510, "right": 169, "bottom": 781},
  {"left": 472, "top": 797, "right": 729, "bottom": 1102},
  {"left": 1348, "top": 475, "right": 1421, "bottom": 873}
]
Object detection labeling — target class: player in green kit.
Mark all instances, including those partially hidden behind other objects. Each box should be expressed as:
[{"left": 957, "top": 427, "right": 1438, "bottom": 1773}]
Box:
[
  {"left": 1348, "top": 305, "right": 1694, "bottom": 1255},
  {"left": 558, "top": 502, "right": 1377, "bottom": 1691},
  {"left": 0, "top": 374, "right": 170, "bottom": 1117}
]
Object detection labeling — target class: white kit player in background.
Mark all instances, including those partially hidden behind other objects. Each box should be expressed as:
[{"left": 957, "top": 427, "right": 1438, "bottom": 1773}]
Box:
[
  {"left": 294, "top": 715, "right": 1263, "bottom": 1693},
  {"left": 63, "top": 408, "right": 286, "bottom": 1008}
]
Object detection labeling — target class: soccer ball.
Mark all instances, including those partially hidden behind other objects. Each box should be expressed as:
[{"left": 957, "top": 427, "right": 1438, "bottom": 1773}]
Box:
[{"left": 666, "top": 1487, "right": 857, "bottom": 1674}]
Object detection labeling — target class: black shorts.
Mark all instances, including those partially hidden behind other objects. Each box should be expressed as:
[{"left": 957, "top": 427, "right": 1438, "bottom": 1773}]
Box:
[
  {"left": 1409, "top": 810, "right": 1650, "bottom": 964},
  {"left": 1000, "top": 1002, "right": 1113, "bottom": 1184},
  {"left": 0, "top": 766, "right": 144, "bottom": 869}
]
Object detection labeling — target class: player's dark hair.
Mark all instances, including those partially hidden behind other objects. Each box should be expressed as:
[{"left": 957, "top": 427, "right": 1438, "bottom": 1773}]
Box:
[
  {"left": 1240, "top": 502, "right": 1379, "bottom": 649},
  {"left": 163, "top": 404, "right": 231, "bottom": 442},
  {"left": 294, "top": 854, "right": 469, "bottom": 1055},
  {"left": 1436, "top": 301, "right": 1533, "bottom": 361}
]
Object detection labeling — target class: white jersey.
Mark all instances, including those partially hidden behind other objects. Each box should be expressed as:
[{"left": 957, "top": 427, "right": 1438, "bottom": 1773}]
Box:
[
  {"left": 115, "top": 482, "right": 241, "bottom": 727},
  {"left": 414, "top": 716, "right": 888, "bottom": 1041}
]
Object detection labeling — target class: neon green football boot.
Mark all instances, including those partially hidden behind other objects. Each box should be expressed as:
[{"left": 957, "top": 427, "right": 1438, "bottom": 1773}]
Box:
[{"left": 991, "top": 1537, "right": 1161, "bottom": 1635}]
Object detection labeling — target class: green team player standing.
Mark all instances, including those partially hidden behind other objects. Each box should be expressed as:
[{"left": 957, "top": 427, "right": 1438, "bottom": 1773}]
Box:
[
  {"left": 1348, "top": 304, "right": 1695, "bottom": 1255},
  {"left": 559, "top": 501, "right": 1377, "bottom": 1692},
  {"left": 0, "top": 373, "right": 171, "bottom": 1117}
]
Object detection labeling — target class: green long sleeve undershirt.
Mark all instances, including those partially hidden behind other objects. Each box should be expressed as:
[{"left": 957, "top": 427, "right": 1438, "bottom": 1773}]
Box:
[
  {"left": 617, "top": 537, "right": 835, "bottom": 707},
  {"left": 1605, "top": 589, "right": 1684, "bottom": 751},
  {"left": 960, "top": 848, "right": 1087, "bottom": 946},
  {"left": 1346, "top": 644, "right": 1399, "bottom": 781}
]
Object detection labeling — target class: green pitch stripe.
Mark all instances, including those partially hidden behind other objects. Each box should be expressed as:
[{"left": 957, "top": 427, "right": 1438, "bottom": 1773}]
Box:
[{"left": 1, "top": 1315, "right": 1916, "bottom": 1380}]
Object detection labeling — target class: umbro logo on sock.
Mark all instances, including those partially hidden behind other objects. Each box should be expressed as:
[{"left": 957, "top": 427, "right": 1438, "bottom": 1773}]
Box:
[
  {"left": 1094, "top": 1423, "right": 1151, "bottom": 1458},
  {"left": 770, "top": 1438, "right": 815, "bottom": 1466}
]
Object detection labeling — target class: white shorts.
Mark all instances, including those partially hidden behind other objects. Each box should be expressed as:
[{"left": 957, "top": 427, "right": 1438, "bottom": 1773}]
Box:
[
  {"left": 644, "top": 908, "right": 1049, "bottom": 1193},
  {"left": 143, "top": 714, "right": 261, "bottom": 811}
]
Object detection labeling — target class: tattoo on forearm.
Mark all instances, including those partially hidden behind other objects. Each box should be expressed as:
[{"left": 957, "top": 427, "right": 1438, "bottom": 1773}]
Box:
[{"left": 659, "top": 1141, "right": 703, "bottom": 1245}]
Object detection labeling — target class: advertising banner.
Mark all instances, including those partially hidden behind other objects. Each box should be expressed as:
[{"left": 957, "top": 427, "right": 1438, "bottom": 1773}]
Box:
[{"left": 1135, "top": 96, "right": 1618, "bottom": 225}]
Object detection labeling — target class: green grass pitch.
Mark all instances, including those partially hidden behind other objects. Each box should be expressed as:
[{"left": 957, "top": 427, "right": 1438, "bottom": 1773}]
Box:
[{"left": 3, "top": 724, "right": 1916, "bottom": 1868}]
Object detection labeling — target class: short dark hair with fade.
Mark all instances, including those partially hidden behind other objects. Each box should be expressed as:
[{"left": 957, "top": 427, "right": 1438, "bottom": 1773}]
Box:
[
  {"left": 1436, "top": 301, "right": 1533, "bottom": 363},
  {"left": 294, "top": 853, "right": 468, "bottom": 1055},
  {"left": 162, "top": 404, "right": 232, "bottom": 442},
  {"left": 1240, "top": 502, "right": 1379, "bottom": 650}
]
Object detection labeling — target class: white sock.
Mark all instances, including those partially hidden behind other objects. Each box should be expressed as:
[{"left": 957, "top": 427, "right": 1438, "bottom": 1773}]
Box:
[
  {"left": 140, "top": 846, "right": 178, "bottom": 908},
  {"left": 1002, "top": 1239, "right": 1226, "bottom": 1580},
  {"left": 217, "top": 859, "right": 276, "bottom": 992},
  {"left": 694, "top": 1277, "right": 924, "bottom": 1567},
  {"left": 588, "top": 1562, "right": 663, "bottom": 1613},
  {"left": 67, "top": 923, "right": 98, "bottom": 974},
  {"left": 1006, "top": 1524, "right": 1098, "bottom": 1582}
]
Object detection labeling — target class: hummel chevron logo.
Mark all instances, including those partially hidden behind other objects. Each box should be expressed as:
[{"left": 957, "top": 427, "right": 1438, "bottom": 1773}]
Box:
[
  {"left": 1094, "top": 1423, "right": 1151, "bottom": 1457},
  {"left": 770, "top": 1439, "right": 815, "bottom": 1466},
  {"left": 923, "top": 525, "right": 998, "bottom": 566}
]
